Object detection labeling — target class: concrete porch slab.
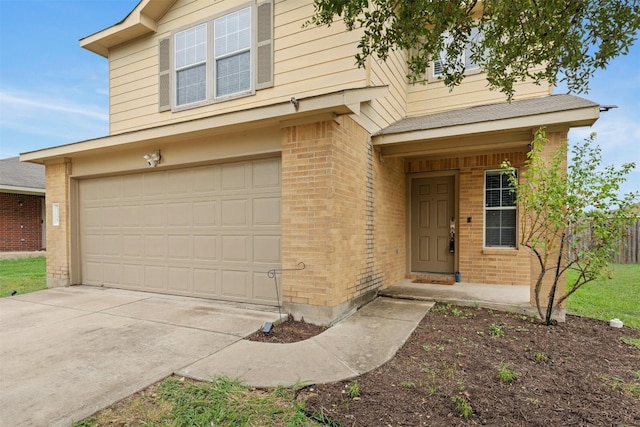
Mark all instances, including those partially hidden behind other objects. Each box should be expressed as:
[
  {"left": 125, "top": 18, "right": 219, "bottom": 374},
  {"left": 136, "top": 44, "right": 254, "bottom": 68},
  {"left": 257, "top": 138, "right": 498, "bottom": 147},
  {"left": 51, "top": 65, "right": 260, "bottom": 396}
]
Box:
[{"left": 379, "top": 280, "right": 535, "bottom": 316}]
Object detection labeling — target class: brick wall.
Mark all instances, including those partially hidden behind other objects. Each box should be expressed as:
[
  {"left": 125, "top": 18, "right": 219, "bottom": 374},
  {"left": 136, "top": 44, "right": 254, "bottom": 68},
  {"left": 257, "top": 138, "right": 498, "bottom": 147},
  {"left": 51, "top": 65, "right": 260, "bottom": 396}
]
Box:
[
  {"left": 406, "top": 149, "right": 532, "bottom": 286},
  {"left": 404, "top": 131, "right": 568, "bottom": 310},
  {"left": 45, "top": 159, "right": 72, "bottom": 287},
  {"left": 0, "top": 192, "right": 44, "bottom": 251},
  {"left": 373, "top": 153, "right": 406, "bottom": 287},
  {"left": 281, "top": 116, "right": 380, "bottom": 323}
]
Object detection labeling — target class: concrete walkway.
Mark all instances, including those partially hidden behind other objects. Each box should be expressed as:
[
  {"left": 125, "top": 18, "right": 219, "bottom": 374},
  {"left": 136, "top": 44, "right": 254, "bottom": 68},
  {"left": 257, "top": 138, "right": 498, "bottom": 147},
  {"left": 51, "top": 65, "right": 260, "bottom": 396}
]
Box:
[{"left": 0, "top": 286, "right": 432, "bottom": 427}]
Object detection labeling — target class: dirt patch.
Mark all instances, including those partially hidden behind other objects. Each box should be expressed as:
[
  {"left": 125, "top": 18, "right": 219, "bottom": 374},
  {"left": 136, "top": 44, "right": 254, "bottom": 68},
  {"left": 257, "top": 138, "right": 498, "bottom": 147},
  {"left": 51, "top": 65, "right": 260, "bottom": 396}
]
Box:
[
  {"left": 300, "top": 304, "right": 640, "bottom": 426},
  {"left": 245, "top": 314, "right": 326, "bottom": 343}
]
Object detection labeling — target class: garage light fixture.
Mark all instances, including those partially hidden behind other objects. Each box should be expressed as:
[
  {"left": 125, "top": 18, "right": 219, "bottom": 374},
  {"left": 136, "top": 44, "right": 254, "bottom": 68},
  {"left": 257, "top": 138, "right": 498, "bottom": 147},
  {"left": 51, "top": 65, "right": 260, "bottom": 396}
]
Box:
[{"left": 144, "top": 151, "right": 161, "bottom": 167}]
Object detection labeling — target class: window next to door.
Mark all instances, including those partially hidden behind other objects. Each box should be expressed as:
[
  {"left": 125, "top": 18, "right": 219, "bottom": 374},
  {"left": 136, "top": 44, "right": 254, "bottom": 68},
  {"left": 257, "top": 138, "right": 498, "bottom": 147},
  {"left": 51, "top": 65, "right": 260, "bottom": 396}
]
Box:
[{"left": 484, "top": 170, "right": 517, "bottom": 248}]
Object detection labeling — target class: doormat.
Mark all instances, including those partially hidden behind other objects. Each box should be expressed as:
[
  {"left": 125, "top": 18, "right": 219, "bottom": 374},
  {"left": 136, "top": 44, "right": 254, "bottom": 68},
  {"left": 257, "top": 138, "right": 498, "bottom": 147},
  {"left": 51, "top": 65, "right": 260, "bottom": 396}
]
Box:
[{"left": 412, "top": 278, "right": 455, "bottom": 285}]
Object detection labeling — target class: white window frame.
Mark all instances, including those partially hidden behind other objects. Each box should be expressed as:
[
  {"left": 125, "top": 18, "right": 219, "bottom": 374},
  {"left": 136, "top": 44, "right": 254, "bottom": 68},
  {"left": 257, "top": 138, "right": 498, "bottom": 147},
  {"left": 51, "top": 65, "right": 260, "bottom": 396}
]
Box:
[
  {"left": 429, "top": 28, "right": 483, "bottom": 82},
  {"left": 171, "top": 4, "right": 256, "bottom": 111},
  {"left": 483, "top": 170, "right": 517, "bottom": 248}
]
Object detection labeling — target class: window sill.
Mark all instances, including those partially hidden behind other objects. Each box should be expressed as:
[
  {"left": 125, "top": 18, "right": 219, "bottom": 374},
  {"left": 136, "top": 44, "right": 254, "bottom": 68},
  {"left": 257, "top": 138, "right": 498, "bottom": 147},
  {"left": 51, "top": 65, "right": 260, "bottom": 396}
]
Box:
[
  {"left": 172, "top": 89, "right": 255, "bottom": 113},
  {"left": 482, "top": 247, "right": 519, "bottom": 256}
]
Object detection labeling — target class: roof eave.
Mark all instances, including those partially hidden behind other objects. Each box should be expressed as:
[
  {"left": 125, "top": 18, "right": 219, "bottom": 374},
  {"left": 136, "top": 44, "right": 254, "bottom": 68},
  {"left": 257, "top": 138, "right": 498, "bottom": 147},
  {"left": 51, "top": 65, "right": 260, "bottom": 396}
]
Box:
[
  {"left": 20, "top": 86, "right": 389, "bottom": 164},
  {"left": 0, "top": 185, "right": 46, "bottom": 195},
  {"left": 373, "top": 105, "right": 600, "bottom": 146},
  {"left": 80, "top": 0, "right": 174, "bottom": 57}
]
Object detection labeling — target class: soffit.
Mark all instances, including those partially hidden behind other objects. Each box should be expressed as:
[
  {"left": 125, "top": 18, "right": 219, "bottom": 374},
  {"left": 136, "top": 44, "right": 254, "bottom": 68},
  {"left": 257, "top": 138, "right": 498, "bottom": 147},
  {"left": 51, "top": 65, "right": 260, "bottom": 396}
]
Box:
[
  {"left": 20, "top": 86, "right": 388, "bottom": 164},
  {"left": 374, "top": 94, "right": 600, "bottom": 150}
]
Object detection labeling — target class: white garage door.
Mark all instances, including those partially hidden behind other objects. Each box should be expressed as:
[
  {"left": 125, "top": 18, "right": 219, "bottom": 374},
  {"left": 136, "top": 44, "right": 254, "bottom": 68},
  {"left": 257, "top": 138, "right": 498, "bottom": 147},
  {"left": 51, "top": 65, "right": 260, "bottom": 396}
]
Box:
[{"left": 78, "top": 158, "right": 281, "bottom": 305}]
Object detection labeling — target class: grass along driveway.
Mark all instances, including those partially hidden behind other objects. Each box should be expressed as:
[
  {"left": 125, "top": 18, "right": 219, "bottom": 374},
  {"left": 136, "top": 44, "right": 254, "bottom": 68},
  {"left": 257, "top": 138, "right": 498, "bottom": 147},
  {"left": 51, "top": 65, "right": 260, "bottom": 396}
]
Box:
[{"left": 0, "top": 256, "right": 46, "bottom": 297}]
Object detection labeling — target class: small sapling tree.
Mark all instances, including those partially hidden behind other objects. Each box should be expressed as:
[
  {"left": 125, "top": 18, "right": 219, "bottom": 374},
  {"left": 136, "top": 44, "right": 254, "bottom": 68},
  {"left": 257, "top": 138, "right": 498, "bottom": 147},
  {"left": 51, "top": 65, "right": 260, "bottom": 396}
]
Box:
[{"left": 502, "top": 129, "right": 638, "bottom": 325}]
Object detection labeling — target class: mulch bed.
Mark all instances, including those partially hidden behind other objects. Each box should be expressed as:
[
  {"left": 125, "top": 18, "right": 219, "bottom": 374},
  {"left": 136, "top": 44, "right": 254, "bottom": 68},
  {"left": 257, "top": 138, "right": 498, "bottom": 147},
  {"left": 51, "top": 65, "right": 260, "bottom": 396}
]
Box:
[
  {"left": 291, "top": 304, "right": 639, "bottom": 426},
  {"left": 245, "top": 313, "right": 327, "bottom": 343}
]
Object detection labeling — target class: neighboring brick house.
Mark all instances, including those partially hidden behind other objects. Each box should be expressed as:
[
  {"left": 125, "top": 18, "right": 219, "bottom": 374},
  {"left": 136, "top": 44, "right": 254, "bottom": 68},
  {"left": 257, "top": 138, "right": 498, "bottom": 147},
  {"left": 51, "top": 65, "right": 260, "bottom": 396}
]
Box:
[
  {"left": 21, "top": 0, "right": 600, "bottom": 324},
  {"left": 0, "top": 157, "right": 46, "bottom": 252}
]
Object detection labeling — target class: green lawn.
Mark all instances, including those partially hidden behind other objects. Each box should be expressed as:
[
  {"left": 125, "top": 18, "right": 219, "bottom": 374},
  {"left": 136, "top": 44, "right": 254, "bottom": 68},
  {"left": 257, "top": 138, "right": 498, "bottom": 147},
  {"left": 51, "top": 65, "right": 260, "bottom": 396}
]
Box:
[
  {"left": 567, "top": 264, "right": 640, "bottom": 330},
  {"left": 0, "top": 256, "right": 47, "bottom": 297}
]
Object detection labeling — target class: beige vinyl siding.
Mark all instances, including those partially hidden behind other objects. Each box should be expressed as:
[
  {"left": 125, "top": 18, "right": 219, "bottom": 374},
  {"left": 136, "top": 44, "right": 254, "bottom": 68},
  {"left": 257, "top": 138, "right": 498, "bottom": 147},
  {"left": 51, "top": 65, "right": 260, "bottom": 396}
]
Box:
[
  {"left": 107, "top": 0, "right": 368, "bottom": 135},
  {"left": 407, "top": 72, "right": 552, "bottom": 116},
  {"left": 364, "top": 49, "right": 409, "bottom": 131}
]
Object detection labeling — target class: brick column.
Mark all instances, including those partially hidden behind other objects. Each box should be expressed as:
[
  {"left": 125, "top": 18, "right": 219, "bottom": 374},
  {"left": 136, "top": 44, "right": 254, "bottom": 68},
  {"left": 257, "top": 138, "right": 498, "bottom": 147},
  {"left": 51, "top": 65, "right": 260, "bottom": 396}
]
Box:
[
  {"left": 45, "top": 158, "right": 72, "bottom": 287},
  {"left": 280, "top": 116, "right": 379, "bottom": 324}
]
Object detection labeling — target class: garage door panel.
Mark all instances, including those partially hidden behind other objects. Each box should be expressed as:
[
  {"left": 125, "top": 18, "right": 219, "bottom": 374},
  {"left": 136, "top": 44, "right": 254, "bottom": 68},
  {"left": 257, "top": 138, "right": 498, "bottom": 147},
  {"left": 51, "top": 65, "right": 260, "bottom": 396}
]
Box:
[
  {"left": 143, "top": 204, "right": 164, "bottom": 226},
  {"left": 253, "top": 197, "right": 280, "bottom": 225},
  {"left": 252, "top": 272, "right": 277, "bottom": 302},
  {"left": 103, "top": 235, "right": 122, "bottom": 255},
  {"left": 122, "top": 174, "right": 143, "bottom": 197},
  {"left": 222, "top": 236, "right": 249, "bottom": 262},
  {"left": 144, "top": 235, "right": 165, "bottom": 257},
  {"left": 254, "top": 236, "right": 281, "bottom": 263},
  {"left": 144, "top": 266, "right": 165, "bottom": 290},
  {"left": 123, "top": 264, "right": 142, "bottom": 286},
  {"left": 121, "top": 205, "right": 141, "bottom": 227},
  {"left": 168, "top": 267, "right": 191, "bottom": 292},
  {"left": 193, "top": 167, "right": 219, "bottom": 192},
  {"left": 221, "top": 270, "right": 249, "bottom": 298},
  {"left": 193, "top": 201, "right": 217, "bottom": 226},
  {"left": 194, "top": 236, "right": 217, "bottom": 260},
  {"left": 221, "top": 163, "right": 248, "bottom": 191},
  {"left": 253, "top": 158, "right": 280, "bottom": 187},
  {"left": 83, "top": 207, "right": 102, "bottom": 227},
  {"left": 79, "top": 158, "right": 281, "bottom": 305},
  {"left": 103, "top": 263, "right": 121, "bottom": 285},
  {"left": 83, "top": 262, "right": 102, "bottom": 284},
  {"left": 143, "top": 172, "right": 167, "bottom": 195},
  {"left": 167, "top": 202, "right": 190, "bottom": 226},
  {"left": 167, "top": 235, "right": 190, "bottom": 259},
  {"left": 101, "top": 176, "right": 123, "bottom": 199},
  {"left": 221, "top": 199, "right": 248, "bottom": 226},
  {"left": 123, "top": 235, "right": 143, "bottom": 256},
  {"left": 194, "top": 268, "right": 219, "bottom": 295}
]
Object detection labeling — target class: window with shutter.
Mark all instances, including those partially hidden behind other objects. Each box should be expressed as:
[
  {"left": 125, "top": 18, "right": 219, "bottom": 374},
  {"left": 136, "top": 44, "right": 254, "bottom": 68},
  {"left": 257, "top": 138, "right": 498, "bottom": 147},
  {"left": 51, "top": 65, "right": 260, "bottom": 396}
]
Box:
[
  {"left": 484, "top": 170, "right": 517, "bottom": 248},
  {"left": 159, "top": 0, "right": 274, "bottom": 111}
]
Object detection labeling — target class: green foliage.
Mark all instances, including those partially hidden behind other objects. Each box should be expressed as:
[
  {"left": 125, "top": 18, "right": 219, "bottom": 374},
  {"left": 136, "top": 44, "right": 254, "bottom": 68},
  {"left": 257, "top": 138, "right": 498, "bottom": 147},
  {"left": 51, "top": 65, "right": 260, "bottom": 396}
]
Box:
[
  {"left": 502, "top": 130, "right": 638, "bottom": 324},
  {"left": 488, "top": 323, "right": 504, "bottom": 336},
  {"left": 309, "top": 0, "right": 640, "bottom": 97},
  {"left": 0, "top": 256, "right": 46, "bottom": 297},
  {"left": 535, "top": 352, "right": 550, "bottom": 363},
  {"left": 451, "top": 395, "right": 473, "bottom": 419},
  {"left": 347, "top": 380, "right": 360, "bottom": 398},
  {"left": 567, "top": 264, "right": 640, "bottom": 330},
  {"left": 497, "top": 363, "right": 518, "bottom": 383}
]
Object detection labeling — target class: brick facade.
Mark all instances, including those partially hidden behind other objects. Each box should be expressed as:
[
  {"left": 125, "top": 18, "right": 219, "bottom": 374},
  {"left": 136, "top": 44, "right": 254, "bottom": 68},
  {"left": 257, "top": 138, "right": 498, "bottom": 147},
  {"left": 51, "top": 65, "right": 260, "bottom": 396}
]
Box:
[
  {"left": 45, "top": 159, "right": 72, "bottom": 288},
  {"left": 0, "top": 192, "right": 44, "bottom": 252},
  {"left": 281, "top": 116, "right": 382, "bottom": 323}
]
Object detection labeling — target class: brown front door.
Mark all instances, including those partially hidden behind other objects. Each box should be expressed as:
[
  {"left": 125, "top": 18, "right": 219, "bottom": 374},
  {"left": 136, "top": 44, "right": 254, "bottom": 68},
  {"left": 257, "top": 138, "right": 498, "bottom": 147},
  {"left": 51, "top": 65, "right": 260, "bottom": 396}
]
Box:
[{"left": 411, "top": 176, "right": 455, "bottom": 273}]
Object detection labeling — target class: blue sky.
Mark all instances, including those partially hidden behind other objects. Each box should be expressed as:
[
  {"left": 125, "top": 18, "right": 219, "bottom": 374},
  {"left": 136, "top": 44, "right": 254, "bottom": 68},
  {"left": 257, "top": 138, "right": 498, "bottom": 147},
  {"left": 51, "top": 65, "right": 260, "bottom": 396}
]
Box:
[{"left": 0, "top": 0, "right": 638, "bottom": 195}]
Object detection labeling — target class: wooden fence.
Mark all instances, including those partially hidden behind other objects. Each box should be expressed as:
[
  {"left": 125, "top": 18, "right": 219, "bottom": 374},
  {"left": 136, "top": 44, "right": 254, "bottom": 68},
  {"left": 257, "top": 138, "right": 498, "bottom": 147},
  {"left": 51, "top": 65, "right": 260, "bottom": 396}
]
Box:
[
  {"left": 614, "top": 220, "right": 640, "bottom": 264},
  {"left": 568, "top": 220, "right": 640, "bottom": 264}
]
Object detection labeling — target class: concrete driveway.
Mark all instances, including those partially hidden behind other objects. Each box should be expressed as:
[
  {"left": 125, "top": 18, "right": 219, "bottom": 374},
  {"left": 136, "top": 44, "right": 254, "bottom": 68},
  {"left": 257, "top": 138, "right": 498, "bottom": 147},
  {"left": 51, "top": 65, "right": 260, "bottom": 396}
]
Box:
[{"left": 0, "top": 286, "right": 280, "bottom": 427}]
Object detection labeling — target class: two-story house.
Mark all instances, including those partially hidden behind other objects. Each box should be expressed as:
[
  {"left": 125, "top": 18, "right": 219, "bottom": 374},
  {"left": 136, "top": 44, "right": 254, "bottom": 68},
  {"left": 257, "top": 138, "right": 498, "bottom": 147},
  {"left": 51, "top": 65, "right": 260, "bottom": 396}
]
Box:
[{"left": 21, "top": 0, "right": 600, "bottom": 324}]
